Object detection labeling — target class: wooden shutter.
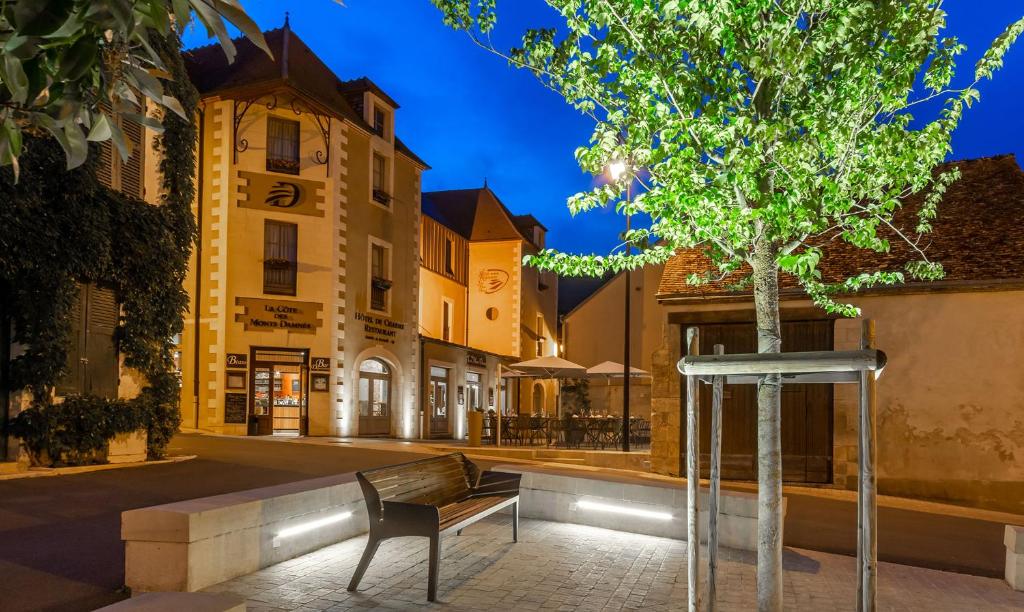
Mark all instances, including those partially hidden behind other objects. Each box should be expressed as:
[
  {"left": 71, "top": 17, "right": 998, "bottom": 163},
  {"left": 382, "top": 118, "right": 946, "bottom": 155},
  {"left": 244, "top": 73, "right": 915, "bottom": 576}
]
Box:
[
  {"left": 84, "top": 286, "right": 119, "bottom": 399},
  {"left": 120, "top": 118, "right": 144, "bottom": 199},
  {"left": 56, "top": 286, "right": 87, "bottom": 395}
]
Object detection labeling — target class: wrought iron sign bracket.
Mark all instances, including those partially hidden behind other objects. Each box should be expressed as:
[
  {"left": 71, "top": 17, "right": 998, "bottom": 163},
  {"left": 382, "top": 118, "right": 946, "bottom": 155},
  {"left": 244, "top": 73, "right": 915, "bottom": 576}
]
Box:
[{"left": 233, "top": 95, "right": 278, "bottom": 163}]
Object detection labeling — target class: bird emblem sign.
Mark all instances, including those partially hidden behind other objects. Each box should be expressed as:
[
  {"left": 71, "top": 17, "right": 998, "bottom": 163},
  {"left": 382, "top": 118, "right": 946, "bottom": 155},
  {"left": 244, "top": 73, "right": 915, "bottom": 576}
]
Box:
[
  {"left": 238, "top": 171, "right": 325, "bottom": 217},
  {"left": 478, "top": 269, "right": 510, "bottom": 294},
  {"left": 265, "top": 181, "right": 303, "bottom": 208}
]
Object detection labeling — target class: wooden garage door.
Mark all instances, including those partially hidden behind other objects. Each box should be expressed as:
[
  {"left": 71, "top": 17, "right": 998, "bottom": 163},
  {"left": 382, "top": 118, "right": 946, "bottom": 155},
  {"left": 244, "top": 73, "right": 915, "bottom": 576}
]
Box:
[{"left": 682, "top": 320, "right": 834, "bottom": 484}]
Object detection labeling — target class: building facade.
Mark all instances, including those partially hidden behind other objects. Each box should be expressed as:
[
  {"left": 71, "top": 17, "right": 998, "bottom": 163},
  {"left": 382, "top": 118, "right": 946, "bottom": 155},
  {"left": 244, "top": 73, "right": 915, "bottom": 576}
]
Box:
[
  {"left": 565, "top": 155, "right": 1024, "bottom": 514},
  {"left": 419, "top": 187, "right": 559, "bottom": 438},
  {"left": 177, "top": 24, "right": 426, "bottom": 438}
]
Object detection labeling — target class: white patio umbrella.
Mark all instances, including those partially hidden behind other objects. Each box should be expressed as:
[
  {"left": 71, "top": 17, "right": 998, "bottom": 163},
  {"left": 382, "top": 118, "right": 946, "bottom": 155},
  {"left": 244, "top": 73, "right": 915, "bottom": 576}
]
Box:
[
  {"left": 586, "top": 360, "right": 650, "bottom": 378},
  {"left": 510, "top": 356, "right": 586, "bottom": 416}
]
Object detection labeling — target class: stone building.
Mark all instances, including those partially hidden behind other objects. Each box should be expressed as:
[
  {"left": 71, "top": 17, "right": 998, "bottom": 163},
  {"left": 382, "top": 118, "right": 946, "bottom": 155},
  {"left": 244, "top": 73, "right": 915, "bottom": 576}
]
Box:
[
  {"left": 176, "top": 23, "right": 427, "bottom": 438},
  {"left": 419, "top": 186, "right": 559, "bottom": 438},
  {"left": 565, "top": 155, "right": 1024, "bottom": 513}
]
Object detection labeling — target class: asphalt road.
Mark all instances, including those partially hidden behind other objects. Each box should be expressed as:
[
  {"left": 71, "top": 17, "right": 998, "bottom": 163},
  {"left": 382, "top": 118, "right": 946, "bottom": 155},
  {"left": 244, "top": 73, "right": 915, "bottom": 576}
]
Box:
[{"left": 0, "top": 434, "right": 1014, "bottom": 611}]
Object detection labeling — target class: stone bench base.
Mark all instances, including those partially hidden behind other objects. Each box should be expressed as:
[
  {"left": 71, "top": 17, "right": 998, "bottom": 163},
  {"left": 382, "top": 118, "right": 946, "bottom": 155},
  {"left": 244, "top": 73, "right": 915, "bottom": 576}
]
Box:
[
  {"left": 1007, "top": 525, "right": 1024, "bottom": 591},
  {"left": 95, "top": 592, "right": 245, "bottom": 611}
]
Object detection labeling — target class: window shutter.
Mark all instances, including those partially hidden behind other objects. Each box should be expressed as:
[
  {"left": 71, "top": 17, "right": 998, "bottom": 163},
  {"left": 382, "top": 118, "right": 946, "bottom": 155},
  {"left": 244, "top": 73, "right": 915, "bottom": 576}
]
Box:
[
  {"left": 84, "top": 286, "right": 119, "bottom": 399},
  {"left": 120, "top": 118, "right": 145, "bottom": 199},
  {"left": 56, "top": 286, "right": 87, "bottom": 396},
  {"left": 96, "top": 140, "right": 115, "bottom": 190}
]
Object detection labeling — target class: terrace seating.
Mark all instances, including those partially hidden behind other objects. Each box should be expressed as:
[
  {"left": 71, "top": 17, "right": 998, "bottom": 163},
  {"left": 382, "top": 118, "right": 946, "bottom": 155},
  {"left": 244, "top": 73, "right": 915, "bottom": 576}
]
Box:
[{"left": 347, "top": 452, "right": 521, "bottom": 602}]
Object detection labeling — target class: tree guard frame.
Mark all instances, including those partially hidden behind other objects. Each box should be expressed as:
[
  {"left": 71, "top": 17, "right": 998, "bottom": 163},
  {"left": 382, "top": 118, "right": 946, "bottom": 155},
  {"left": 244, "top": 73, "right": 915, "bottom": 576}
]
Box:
[{"left": 677, "top": 321, "right": 884, "bottom": 612}]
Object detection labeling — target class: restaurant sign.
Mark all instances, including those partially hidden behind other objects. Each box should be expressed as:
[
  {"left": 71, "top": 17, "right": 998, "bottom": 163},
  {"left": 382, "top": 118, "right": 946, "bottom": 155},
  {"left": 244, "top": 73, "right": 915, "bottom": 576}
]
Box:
[
  {"left": 226, "top": 353, "right": 248, "bottom": 369},
  {"left": 238, "top": 171, "right": 325, "bottom": 217},
  {"left": 310, "top": 357, "right": 331, "bottom": 371},
  {"left": 467, "top": 352, "right": 487, "bottom": 367},
  {"left": 355, "top": 311, "right": 406, "bottom": 344},
  {"left": 235, "top": 297, "right": 323, "bottom": 334}
]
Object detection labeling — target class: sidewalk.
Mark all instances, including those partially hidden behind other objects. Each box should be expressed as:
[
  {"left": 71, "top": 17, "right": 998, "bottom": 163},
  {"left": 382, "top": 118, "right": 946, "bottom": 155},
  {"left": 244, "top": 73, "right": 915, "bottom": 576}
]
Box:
[{"left": 204, "top": 513, "right": 1024, "bottom": 611}]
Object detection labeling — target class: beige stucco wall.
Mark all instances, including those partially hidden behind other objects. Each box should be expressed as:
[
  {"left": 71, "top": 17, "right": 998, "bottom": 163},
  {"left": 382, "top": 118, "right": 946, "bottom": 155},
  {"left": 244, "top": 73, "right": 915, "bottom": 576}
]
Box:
[
  {"left": 178, "top": 93, "right": 422, "bottom": 439},
  {"left": 419, "top": 269, "right": 467, "bottom": 345},
  {"left": 467, "top": 240, "right": 522, "bottom": 357},
  {"left": 644, "top": 289, "right": 1024, "bottom": 512}
]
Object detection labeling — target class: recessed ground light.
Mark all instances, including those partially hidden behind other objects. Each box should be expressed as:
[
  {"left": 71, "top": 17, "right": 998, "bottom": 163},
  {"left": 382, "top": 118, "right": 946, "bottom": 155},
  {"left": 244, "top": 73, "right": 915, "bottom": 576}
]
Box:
[{"left": 576, "top": 500, "right": 673, "bottom": 521}]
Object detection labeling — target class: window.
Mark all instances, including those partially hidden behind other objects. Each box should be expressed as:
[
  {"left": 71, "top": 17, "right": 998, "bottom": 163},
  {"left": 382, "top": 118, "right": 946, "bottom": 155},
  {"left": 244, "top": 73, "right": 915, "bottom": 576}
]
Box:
[
  {"left": 95, "top": 105, "right": 145, "bottom": 199},
  {"left": 57, "top": 284, "right": 118, "bottom": 398},
  {"left": 264, "top": 220, "right": 298, "bottom": 295},
  {"left": 370, "top": 242, "right": 390, "bottom": 311},
  {"left": 442, "top": 299, "right": 453, "bottom": 342},
  {"left": 536, "top": 314, "right": 545, "bottom": 357},
  {"left": 466, "top": 371, "right": 481, "bottom": 412},
  {"left": 266, "top": 117, "right": 300, "bottom": 175},
  {"left": 444, "top": 238, "right": 455, "bottom": 275},
  {"left": 373, "top": 105, "right": 387, "bottom": 138},
  {"left": 372, "top": 153, "right": 390, "bottom": 205}
]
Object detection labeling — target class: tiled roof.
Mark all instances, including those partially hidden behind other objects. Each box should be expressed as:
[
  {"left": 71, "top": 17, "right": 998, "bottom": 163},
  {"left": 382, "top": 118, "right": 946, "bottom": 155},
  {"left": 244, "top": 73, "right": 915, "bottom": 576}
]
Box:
[
  {"left": 657, "top": 155, "right": 1024, "bottom": 301},
  {"left": 422, "top": 187, "right": 539, "bottom": 246},
  {"left": 183, "top": 26, "right": 427, "bottom": 168}
]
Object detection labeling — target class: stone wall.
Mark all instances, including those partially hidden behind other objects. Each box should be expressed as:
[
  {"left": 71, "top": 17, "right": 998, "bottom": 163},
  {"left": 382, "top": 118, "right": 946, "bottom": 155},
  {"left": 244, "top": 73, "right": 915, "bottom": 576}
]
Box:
[{"left": 649, "top": 321, "right": 681, "bottom": 476}]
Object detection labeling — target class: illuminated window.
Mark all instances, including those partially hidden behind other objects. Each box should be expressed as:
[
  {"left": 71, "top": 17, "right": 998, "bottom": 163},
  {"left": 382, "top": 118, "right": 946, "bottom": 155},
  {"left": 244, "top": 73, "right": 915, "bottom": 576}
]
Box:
[
  {"left": 264, "top": 220, "right": 298, "bottom": 295},
  {"left": 267, "top": 117, "right": 300, "bottom": 175}
]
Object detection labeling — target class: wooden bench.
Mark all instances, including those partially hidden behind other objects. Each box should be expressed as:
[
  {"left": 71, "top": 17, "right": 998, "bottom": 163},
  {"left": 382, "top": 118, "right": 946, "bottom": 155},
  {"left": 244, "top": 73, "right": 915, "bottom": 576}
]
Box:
[{"left": 346, "top": 452, "right": 520, "bottom": 601}]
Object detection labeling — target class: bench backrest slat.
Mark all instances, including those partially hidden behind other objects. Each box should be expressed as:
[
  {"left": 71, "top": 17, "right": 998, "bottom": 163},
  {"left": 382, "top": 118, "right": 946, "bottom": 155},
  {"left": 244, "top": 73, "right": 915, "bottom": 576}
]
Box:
[{"left": 357, "top": 453, "right": 479, "bottom": 523}]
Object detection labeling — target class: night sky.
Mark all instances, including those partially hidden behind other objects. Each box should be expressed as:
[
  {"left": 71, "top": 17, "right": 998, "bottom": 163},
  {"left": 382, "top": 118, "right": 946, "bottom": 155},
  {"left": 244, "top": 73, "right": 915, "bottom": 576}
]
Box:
[{"left": 183, "top": 1, "right": 1024, "bottom": 256}]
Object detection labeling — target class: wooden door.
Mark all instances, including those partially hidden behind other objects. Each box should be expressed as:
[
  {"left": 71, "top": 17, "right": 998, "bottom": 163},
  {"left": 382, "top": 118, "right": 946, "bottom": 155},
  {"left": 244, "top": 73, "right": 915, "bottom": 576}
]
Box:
[
  {"left": 358, "top": 360, "right": 392, "bottom": 436},
  {"left": 685, "top": 319, "right": 834, "bottom": 483}
]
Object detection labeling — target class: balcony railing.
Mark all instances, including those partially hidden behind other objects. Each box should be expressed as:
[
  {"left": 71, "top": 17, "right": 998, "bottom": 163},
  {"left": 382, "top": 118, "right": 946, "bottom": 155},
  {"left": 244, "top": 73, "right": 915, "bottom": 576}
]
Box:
[
  {"left": 264, "top": 259, "right": 297, "bottom": 295},
  {"left": 372, "top": 189, "right": 391, "bottom": 206},
  {"left": 266, "top": 156, "right": 300, "bottom": 175},
  {"left": 371, "top": 276, "right": 391, "bottom": 311}
]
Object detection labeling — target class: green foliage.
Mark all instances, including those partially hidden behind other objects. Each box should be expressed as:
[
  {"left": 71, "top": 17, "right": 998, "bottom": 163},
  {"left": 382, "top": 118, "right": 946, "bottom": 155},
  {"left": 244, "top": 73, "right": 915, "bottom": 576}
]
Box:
[
  {"left": 1, "top": 31, "right": 197, "bottom": 460},
  {"left": 8, "top": 395, "right": 147, "bottom": 466},
  {"left": 432, "top": 1, "right": 1024, "bottom": 315},
  {"left": 562, "top": 378, "right": 591, "bottom": 415},
  {"left": 0, "top": 0, "right": 267, "bottom": 178}
]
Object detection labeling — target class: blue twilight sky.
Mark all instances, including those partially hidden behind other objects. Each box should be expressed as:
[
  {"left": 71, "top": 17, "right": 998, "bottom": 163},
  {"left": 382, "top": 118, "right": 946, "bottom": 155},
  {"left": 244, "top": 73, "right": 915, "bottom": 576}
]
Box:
[{"left": 182, "top": 1, "right": 1024, "bottom": 256}]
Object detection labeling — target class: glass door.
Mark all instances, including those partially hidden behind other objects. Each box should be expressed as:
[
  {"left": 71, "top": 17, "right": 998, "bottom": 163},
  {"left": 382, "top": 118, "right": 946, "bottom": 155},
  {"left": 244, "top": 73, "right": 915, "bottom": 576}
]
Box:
[
  {"left": 253, "top": 367, "right": 273, "bottom": 435},
  {"left": 272, "top": 364, "right": 302, "bottom": 434},
  {"left": 358, "top": 359, "right": 391, "bottom": 436},
  {"left": 429, "top": 366, "right": 449, "bottom": 436}
]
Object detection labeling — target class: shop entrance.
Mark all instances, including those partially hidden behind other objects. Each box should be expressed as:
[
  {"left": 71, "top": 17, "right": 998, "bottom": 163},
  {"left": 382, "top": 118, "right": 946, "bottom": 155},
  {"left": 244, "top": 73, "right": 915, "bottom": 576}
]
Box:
[
  {"left": 251, "top": 348, "right": 308, "bottom": 436},
  {"left": 429, "top": 366, "right": 450, "bottom": 437},
  {"left": 358, "top": 358, "right": 392, "bottom": 436}
]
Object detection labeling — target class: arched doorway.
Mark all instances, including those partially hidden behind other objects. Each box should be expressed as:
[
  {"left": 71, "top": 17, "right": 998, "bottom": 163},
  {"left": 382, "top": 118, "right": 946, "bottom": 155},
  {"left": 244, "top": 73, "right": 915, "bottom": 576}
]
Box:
[
  {"left": 358, "top": 358, "right": 391, "bottom": 436},
  {"left": 532, "top": 381, "right": 545, "bottom": 415}
]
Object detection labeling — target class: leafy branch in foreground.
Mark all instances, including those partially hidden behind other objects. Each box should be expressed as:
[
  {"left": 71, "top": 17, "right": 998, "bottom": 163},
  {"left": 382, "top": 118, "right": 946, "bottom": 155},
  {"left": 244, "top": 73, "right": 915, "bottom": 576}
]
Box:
[
  {"left": 432, "top": 0, "right": 1023, "bottom": 315},
  {"left": 0, "top": 0, "right": 268, "bottom": 179}
]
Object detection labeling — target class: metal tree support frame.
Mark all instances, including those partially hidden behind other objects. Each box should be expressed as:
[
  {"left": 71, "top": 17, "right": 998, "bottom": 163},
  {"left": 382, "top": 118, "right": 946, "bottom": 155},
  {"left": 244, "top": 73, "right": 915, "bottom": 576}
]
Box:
[{"left": 678, "top": 321, "right": 885, "bottom": 612}]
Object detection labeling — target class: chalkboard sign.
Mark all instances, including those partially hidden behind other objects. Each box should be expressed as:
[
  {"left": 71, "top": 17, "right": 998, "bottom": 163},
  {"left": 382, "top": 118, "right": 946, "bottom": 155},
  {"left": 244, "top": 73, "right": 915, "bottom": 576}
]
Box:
[{"left": 225, "top": 393, "right": 248, "bottom": 424}]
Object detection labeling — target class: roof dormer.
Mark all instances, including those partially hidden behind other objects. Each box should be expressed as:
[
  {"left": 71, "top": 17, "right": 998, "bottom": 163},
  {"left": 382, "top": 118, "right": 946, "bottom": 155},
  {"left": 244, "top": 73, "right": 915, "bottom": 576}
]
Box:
[{"left": 339, "top": 77, "right": 398, "bottom": 143}]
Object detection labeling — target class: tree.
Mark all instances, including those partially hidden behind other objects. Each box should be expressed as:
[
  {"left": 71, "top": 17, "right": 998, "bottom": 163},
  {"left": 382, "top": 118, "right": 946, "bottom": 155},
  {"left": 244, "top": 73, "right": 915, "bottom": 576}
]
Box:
[
  {"left": 0, "top": 0, "right": 268, "bottom": 178},
  {"left": 430, "top": 1, "right": 1023, "bottom": 609}
]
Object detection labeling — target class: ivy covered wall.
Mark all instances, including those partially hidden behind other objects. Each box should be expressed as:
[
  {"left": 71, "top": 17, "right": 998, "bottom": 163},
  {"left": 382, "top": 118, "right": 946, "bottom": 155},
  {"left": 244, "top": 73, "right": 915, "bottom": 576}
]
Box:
[{"left": 0, "top": 32, "right": 198, "bottom": 461}]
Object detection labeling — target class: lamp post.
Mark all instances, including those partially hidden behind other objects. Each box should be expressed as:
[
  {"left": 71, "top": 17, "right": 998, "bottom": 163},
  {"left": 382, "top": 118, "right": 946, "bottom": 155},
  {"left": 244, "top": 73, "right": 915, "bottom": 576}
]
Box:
[{"left": 608, "top": 160, "right": 631, "bottom": 452}]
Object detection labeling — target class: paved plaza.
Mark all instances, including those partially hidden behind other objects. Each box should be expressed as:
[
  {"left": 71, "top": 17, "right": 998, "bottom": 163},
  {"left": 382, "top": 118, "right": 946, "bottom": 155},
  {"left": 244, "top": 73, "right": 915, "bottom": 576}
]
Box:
[{"left": 205, "top": 515, "right": 1024, "bottom": 611}]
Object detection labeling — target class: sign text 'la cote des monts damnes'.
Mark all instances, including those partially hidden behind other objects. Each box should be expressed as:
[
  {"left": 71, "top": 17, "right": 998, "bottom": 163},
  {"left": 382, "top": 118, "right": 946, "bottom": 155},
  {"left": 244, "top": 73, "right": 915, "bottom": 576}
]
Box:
[
  {"left": 355, "top": 311, "right": 405, "bottom": 344},
  {"left": 235, "top": 297, "right": 323, "bottom": 334},
  {"left": 238, "top": 171, "right": 325, "bottom": 217}
]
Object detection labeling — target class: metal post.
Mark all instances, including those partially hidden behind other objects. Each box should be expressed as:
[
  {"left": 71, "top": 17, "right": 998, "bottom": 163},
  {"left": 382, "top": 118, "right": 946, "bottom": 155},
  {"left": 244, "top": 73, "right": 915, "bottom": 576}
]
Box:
[
  {"left": 622, "top": 182, "right": 632, "bottom": 451},
  {"left": 707, "top": 343, "right": 725, "bottom": 612},
  {"left": 685, "top": 327, "right": 700, "bottom": 612},
  {"left": 859, "top": 320, "right": 878, "bottom": 611},
  {"left": 496, "top": 364, "right": 502, "bottom": 447}
]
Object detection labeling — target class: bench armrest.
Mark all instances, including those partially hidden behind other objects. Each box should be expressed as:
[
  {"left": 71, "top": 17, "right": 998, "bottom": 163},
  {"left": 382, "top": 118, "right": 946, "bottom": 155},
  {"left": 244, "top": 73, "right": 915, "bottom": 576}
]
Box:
[
  {"left": 473, "top": 471, "right": 522, "bottom": 496},
  {"left": 381, "top": 501, "right": 441, "bottom": 527}
]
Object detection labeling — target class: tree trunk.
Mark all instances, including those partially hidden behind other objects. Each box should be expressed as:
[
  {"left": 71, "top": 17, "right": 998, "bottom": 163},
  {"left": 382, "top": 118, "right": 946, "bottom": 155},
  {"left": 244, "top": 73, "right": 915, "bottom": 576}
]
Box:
[{"left": 751, "top": 243, "right": 783, "bottom": 612}]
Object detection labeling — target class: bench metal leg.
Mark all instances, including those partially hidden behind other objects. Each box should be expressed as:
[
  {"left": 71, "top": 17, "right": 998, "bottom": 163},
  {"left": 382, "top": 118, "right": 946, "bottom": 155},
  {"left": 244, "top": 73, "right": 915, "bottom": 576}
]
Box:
[
  {"left": 512, "top": 501, "right": 519, "bottom": 543},
  {"left": 427, "top": 534, "right": 442, "bottom": 602},
  {"left": 456, "top": 528, "right": 462, "bottom": 536},
  {"left": 347, "top": 535, "right": 381, "bottom": 592}
]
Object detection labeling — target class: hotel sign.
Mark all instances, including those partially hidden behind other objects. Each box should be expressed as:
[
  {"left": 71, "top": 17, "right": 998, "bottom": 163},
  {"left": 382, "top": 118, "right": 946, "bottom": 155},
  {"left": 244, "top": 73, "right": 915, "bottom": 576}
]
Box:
[
  {"left": 355, "top": 311, "right": 405, "bottom": 344},
  {"left": 238, "top": 171, "right": 325, "bottom": 217},
  {"left": 235, "top": 297, "right": 323, "bottom": 334}
]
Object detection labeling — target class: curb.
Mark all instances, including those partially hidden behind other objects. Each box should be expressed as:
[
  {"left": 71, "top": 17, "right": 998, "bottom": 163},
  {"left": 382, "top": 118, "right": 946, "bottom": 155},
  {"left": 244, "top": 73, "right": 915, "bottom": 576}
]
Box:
[{"left": 0, "top": 454, "right": 197, "bottom": 481}]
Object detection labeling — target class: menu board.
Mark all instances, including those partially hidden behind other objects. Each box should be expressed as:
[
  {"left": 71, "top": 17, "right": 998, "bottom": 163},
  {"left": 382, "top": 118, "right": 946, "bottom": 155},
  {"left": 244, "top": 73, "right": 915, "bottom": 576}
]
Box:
[{"left": 224, "top": 393, "right": 248, "bottom": 424}]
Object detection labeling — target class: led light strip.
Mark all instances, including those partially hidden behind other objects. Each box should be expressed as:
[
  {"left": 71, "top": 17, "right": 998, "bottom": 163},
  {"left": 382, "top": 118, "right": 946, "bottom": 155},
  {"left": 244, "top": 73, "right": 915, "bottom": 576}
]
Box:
[
  {"left": 576, "top": 500, "right": 673, "bottom": 521},
  {"left": 273, "top": 511, "right": 353, "bottom": 547}
]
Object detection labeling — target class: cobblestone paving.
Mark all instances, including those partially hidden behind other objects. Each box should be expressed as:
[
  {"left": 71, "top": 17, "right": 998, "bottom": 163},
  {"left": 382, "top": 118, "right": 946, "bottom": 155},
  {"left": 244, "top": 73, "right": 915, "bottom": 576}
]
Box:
[{"left": 205, "top": 516, "right": 1024, "bottom": 611}]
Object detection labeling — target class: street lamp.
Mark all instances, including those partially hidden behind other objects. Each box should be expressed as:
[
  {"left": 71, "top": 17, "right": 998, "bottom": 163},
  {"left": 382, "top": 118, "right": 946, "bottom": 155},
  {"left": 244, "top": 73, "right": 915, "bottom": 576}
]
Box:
[{"left": 607, "top": 159, "right": 631, "bottom": 453}]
